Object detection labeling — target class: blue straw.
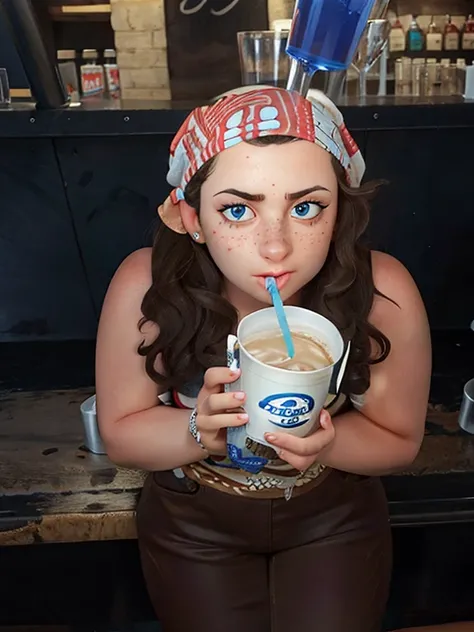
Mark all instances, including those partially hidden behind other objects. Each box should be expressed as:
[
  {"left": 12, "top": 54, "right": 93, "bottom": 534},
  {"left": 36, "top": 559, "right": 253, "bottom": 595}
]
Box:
[{"left": 265, "top": 277, "right": 295, "bottom": 359}]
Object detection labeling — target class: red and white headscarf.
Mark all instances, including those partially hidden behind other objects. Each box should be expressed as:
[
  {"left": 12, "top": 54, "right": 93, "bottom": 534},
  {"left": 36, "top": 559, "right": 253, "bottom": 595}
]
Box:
[{"left": 159, "top": 87, "right": 365, "bottom": 233}]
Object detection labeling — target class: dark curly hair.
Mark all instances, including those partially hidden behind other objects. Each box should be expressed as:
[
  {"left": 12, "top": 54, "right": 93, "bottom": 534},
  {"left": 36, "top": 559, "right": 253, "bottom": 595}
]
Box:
[{"left": 139, "top": 135, "right": 392, "bottom": 397}]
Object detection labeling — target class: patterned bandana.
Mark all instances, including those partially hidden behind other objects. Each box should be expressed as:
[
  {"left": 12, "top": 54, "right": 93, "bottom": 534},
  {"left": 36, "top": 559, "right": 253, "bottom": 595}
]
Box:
[{"left": 159, "top": 87, "right": 365, "bottom": 234}]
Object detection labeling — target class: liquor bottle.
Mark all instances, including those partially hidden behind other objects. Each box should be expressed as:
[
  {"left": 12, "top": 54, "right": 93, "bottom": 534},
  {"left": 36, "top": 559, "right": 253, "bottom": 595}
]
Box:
[
  {"left": 389, "top": 18, "right": 405, "bottom": 53},
  {"left": 103, "top": 48, "right": 121, "bottom": 97},
  {"left": 444, "top": 15, "right": 460, "bottom": 51},
  {"left": 426, "top": 16, "right": 442, "bottom": 51},
  {"left": 406, "top": 16, "right": 424, "bottom": 52},
  {"left": 462, "top": 15, "right": 474, "bottom": 51},
  {"left": 80, "top": 49, "right": 105, "bottom": 98}
]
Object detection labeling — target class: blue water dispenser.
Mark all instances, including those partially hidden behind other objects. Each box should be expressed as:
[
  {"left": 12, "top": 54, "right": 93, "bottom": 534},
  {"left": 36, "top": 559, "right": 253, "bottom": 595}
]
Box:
[{"left": 286, "top": 0, "right": 377, "bottom": 95}]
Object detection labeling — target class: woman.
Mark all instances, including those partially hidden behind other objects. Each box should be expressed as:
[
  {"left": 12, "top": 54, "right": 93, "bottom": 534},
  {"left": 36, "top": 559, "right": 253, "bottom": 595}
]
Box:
[{"left": 96, "top": 87, "right": 431, "bottom": 632}]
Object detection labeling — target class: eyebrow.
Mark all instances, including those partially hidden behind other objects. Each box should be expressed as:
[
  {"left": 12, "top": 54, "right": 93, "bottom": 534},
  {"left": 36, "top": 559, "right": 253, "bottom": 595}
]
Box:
[
  {"left": 213, "top": 185, "right": 330, "bottom": 202},
  {"left": 286, "top": 185, "right": 330, "bottom": 201},
  {"left": 214, "top": 188, "right": 264, "bottom": 201}
]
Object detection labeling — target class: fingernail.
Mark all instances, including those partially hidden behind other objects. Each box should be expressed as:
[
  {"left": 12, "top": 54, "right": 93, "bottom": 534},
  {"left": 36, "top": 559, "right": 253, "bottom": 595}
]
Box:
[
  {"left": 234, "top": 392, "right": 245, "bottom": 401},
  {"left": 230, "top": 368, "right": 241, "bottom": 376},
  {"left": 238, "top": 413, "right": 249, "bottom": 421},
  {"left": 265, "top": 434, "right": 276, "bottom": 442}
]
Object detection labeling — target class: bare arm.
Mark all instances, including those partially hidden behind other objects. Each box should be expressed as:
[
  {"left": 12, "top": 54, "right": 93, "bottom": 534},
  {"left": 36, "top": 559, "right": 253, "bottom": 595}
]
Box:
[
  {"left": 95, "top": 248, "right": 206, "bottom": 470},
  {"left": 318, "top": 251, "right": 431, "bottom": 474}
]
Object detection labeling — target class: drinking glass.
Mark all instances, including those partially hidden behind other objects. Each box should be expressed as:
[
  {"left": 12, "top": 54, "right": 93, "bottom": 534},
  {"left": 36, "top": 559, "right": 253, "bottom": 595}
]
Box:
[
  {"left": 237, "top": 31, "right": 290, "bottom": 88},
  {"left": 351, "top": 18, "right": 391, "bottom": 98},
  {"left": 395, "top": 58, "right": 412, "bottom": 96}
]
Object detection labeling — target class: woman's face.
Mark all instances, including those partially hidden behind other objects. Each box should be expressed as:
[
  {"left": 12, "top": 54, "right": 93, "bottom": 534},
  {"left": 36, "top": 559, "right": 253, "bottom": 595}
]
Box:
[{"left": 197, "top": 139, "right": 338, "bottom": 314}]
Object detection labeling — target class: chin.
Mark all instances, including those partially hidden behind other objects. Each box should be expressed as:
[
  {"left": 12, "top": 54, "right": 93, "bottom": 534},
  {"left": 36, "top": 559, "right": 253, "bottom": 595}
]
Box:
[
  {"left": 279, "top": 283, "right": 303, "bottom": 305},
  {"left": 254, "top": 290, "right": 274, "bottom": 307},
  {"left": 234, "top": 285, "right": 273, "bottom": 310},
  {"left": 228, "top": 277, "right": 302, "bottom": 310},
  {"left": 256, "top": 286, "right": 297, "bottom": 309}
]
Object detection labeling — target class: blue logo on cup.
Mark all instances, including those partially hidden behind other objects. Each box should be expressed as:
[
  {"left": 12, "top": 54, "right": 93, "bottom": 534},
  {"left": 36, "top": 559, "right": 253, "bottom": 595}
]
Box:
[{"left": 258, "top": 393, "right": 315, "bottom": 428}]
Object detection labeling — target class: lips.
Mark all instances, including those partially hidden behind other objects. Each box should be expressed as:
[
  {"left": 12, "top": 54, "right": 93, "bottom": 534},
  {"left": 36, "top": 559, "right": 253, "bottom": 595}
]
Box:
[{"left": 255, "top": 272, "right": 292, "bottom": 291}]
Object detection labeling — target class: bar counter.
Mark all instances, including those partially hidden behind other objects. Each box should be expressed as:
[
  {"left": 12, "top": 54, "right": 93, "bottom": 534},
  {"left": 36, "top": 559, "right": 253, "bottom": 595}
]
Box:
[
  {"left": 1, "top": 330, "right": 473, "bottom": 546},
  {"left": 0, "top": 95, "right": 474, "bottom": 138}
]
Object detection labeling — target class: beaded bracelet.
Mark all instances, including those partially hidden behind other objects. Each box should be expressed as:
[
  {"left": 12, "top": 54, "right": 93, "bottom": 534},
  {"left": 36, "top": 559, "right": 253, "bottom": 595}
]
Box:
[{"left": 188, "top": 407, "right": 207, "bottom": 451}]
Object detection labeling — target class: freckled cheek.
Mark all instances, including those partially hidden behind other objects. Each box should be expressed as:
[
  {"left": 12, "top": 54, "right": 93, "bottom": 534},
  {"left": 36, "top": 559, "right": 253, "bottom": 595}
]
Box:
[
  {"left": 226, "top": 233, "right": 257, "bottom": 253},
  {"left": 292, "top": 227, "right": 331, "bottom": 249},
  {"left": 207, "top": 230, "right": 256, "bottom": 255}
]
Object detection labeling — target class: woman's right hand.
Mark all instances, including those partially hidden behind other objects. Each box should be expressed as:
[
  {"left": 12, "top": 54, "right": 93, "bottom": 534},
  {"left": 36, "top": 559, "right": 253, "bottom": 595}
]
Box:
[{"left": 195, "top": 367, "right": 248, "bottom": 455}]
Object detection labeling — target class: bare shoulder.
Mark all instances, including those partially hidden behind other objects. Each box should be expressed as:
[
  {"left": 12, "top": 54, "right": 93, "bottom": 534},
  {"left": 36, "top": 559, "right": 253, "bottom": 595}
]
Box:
[
  {"left": 370, "top": 251, "right": 424, "bottom": 313},
  {"left": 371, "top": 250, "right": 417, "bottom": 296},
  {"left": 109, "top": 247, "right": 152, "bottom": 293},
  {"left": 369, "top": 250, "right": 429, "bottom": 342},
  {"left": 103, "top": 248, "right": 152, "bottom": 309},
  {"left": 99, "top": 247, "right": 156, "bottom": 341}
]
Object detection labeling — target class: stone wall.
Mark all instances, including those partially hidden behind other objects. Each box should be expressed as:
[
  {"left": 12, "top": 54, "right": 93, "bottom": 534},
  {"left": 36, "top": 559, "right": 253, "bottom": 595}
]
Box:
[
  {"left": 110, "top": 0, "right": 294, "bottom": 100},
  {"left": 110, "top": 0, "right": 170, "bottom": 100},
  {"left": 268, "top": 0, "right": 293, "bottom": 24}
]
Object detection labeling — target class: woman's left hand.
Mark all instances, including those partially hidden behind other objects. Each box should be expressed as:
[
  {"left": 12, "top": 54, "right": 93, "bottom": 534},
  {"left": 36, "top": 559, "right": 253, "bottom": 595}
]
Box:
[{"left": 264, "top": 409, "right": 335, "bottom": 472}]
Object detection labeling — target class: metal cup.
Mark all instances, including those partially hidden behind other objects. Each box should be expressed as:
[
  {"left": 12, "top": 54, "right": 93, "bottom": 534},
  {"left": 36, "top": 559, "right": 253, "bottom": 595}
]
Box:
[
  {"left": 458, "top": 378, "right": 474, "bottom": 434},
  {"left": 80, "top": 394, "right": 107, "bottom": 454}
]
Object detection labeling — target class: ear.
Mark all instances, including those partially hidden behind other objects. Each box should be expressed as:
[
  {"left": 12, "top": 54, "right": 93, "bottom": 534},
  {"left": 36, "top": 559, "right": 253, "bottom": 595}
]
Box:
[
  {"left": 179, "top": 200, "right": 205, "bottom": 243},
  {"left": 157, "top": 196, "right": 186, "bottom": 234}
]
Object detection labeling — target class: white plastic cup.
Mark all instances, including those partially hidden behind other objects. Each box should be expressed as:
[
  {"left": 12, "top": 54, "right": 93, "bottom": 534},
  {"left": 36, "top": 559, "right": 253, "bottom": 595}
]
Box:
[{"left": 228, "top": 306, "right": 348, "bottom": 447}]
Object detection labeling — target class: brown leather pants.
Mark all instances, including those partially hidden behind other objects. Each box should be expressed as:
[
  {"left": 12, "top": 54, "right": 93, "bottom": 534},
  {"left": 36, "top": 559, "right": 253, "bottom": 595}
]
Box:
[{"left": 136, "top": 468, "right": 392, "bottom": 632}]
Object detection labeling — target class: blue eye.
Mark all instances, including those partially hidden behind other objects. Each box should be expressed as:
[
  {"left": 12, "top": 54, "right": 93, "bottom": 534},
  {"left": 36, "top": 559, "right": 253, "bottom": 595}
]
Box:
[
  {"left": 291, "top": 201, "right": 325, "bottom": 220},
  {"left": 219, "top": 204, "right": 255, "bottom": 222}
]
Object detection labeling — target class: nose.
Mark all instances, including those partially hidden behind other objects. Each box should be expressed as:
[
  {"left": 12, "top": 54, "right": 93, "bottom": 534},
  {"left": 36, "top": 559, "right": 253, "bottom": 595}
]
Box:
[{"left": 259, "top": 223, "right": 292, "bottom": 263}]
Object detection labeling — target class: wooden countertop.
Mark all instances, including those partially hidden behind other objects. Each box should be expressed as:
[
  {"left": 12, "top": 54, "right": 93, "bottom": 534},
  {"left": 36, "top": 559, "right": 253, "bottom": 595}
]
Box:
[{"left": 1, "top": 387, "right": 474, "bottom": 546}]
